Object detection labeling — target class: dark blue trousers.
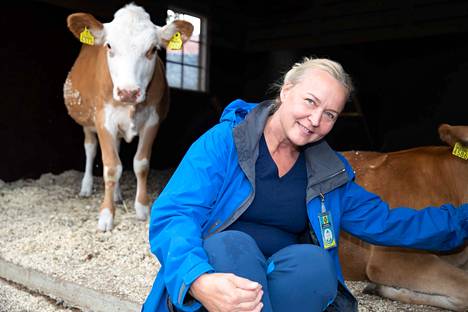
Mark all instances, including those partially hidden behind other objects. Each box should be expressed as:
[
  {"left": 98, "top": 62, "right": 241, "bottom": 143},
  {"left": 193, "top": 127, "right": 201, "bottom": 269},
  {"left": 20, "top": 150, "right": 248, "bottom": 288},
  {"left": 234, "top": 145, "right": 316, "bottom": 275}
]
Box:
[{"left": 203, "top": 230, "right": 338, "bottom": 312}]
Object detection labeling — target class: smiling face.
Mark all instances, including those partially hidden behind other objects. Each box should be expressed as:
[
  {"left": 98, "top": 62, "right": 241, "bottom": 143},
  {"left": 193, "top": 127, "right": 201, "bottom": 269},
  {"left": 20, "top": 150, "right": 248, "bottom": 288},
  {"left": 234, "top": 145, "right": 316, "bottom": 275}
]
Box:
[{"left": 275, "top": 68, "right": 348, "bottom": 148}]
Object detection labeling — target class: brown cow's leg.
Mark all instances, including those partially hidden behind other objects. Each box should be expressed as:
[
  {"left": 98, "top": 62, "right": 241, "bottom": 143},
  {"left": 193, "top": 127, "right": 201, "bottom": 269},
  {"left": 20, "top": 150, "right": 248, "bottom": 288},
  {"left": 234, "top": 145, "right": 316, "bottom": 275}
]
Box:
[
  {"left": 365, "top": 283, "right": 466, "bottom": 311},
  {"left": 79, "top": 127, "right": 97, "bottom": 197},
  {"left": 113, "top": 138, "right": 123, "bottom": 203},
  {"left": 366, "top": 246, "right": 468, "bottom": 311},
  {"left": 96, "top": 126, "right": 121, "bottom": 232},
  {"left": 439, "top": 245, "right": 468, "bottom": 270},
  {"left": 339, "top": 232, "right": 371, "bottom": 281},
  {"left": 133, "top": 121, "right": 159, "bottom": 220}
]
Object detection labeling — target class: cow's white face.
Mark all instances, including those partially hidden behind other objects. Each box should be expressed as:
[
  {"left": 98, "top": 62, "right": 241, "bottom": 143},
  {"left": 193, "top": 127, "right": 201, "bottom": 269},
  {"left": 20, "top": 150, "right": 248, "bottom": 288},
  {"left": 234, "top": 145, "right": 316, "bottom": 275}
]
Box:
[{"left": 103, "top": 5, "right": 159, "bottom": 104}]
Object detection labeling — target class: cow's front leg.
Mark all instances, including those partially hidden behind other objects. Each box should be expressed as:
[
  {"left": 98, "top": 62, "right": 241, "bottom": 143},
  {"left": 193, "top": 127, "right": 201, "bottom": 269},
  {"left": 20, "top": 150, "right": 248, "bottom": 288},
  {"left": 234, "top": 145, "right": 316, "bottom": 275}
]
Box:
[
  {"left": 366, "top": 246, "right": 468, "bottom": 311},
  {"left": 80, "top": 127, "right": 97, "bottom": 197},
  {"left": 96, "top": 127, "right": 121, "bottom": 232},
  {"left": 134, "top": 119, "right": 160, "bottom": 220},
  {"left": 440, "top": 244, "right": 468, "bottom": 270},
  {"left": 113, "top": 138, "right": 123, "bottom": 203}
]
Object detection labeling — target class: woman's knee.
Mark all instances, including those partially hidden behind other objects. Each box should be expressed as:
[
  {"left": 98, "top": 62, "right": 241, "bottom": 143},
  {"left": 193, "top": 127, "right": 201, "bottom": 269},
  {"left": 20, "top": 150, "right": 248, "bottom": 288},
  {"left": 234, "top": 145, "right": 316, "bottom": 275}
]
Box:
[
  {"left": 203, "top": 230, "right": 266, "bottom": 275},
  {"left": 203, "top": 230, "right": 263, "bottom": 259},
  {"left": 297, "top": 244, "right": 334, "bottom": 263},
  {"left": 270, "top": 244, "right": 337, "bottom": 291},
  {"left": 297, "top": 245, "right": 335, "bottom": 278},
  {"left": 268, "top": 245, "right": 338, "bottom": 311},
  {"left": 204, "top": 230, "right": 256, "bottom": 249}
]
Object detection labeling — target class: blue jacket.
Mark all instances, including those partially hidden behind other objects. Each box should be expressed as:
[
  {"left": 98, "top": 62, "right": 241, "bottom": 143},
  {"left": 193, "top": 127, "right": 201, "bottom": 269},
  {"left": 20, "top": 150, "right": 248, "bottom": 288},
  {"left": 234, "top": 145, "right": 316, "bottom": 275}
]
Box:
[{"left": 143, "top": 99, "right": 468, "bottom": 312}]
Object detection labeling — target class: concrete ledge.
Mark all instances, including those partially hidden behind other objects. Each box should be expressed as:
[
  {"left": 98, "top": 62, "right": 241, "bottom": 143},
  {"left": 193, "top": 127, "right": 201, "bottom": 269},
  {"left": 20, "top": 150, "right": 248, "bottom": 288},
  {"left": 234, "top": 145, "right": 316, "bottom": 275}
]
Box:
[{"left": 0, "top": 257, "right": 140, "bottom": 312}]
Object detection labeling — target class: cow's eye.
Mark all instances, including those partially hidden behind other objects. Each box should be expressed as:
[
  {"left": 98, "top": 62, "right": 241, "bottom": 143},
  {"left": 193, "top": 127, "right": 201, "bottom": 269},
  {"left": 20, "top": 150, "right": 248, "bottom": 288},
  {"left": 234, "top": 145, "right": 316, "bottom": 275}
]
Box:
[{"left": 105, "top": 43, "right": 115, "bottom": 57}]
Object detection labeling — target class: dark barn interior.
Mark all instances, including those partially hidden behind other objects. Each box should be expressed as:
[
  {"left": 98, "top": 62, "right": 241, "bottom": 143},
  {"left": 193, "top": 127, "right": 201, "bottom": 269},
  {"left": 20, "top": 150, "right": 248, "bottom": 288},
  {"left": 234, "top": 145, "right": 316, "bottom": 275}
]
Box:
[{"left": 1, "top": 0, "right": 468, "bottom": 182}]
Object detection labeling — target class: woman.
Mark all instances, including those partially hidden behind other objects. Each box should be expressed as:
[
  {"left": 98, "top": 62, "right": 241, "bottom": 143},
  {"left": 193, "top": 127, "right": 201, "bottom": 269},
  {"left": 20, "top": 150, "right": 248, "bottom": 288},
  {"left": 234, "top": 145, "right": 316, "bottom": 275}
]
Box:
[{"left": 143, "top": 57, "right": 468, "bottom": 312}]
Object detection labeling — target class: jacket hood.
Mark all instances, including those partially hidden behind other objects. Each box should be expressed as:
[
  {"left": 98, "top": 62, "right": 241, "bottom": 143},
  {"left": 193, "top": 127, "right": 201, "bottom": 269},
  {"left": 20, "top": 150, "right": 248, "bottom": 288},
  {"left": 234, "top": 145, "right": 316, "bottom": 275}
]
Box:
[{"left": 220, "top": 99, "right": 258, "bottom": 125}]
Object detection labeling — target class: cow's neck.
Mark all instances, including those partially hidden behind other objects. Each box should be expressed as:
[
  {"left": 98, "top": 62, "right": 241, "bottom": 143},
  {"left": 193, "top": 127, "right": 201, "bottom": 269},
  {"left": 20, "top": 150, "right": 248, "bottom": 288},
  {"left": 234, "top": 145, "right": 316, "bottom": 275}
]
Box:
[{"left": 104, "top": 101, "right": 145, "bottom": 143}]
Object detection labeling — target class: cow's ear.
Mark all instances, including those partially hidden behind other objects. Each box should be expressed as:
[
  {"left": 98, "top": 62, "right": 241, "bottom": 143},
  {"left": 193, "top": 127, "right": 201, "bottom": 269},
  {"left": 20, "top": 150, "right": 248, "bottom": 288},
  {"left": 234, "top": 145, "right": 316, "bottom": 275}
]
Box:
[
  {"left": 158, "top": 20, "right": 194, "bottom": 49},
  {"left": 67, "top": 13, "right": 105, "bottom": 45}
]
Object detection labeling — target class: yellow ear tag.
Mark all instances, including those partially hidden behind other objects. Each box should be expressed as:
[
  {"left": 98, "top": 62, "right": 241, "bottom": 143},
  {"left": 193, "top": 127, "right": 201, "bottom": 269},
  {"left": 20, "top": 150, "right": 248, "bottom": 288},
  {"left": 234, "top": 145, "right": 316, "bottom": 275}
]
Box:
[
  {"left": 452, "top": 142, "right": 468, "bottom": 160},
  {"left": 168, "top": 32, "right": 183, "bottom": 50},
  {"left": 80, "top": 27, "right": 95, "bottom": 45}
]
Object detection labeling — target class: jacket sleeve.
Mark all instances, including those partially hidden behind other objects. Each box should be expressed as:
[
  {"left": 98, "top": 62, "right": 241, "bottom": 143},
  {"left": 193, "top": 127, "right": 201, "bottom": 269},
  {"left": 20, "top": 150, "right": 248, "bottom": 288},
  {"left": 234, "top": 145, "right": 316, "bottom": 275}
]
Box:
[
  {"left": 148, "top": 123, "right": 231, "bottom": 311},
  {"left": 340, "top": 180, "right": 468, "bottom": 252}
]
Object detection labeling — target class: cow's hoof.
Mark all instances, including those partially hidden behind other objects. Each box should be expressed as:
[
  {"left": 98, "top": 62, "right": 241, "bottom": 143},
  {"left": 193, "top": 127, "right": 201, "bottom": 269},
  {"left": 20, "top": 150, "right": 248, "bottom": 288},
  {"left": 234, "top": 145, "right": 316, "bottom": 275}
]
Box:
[
  {"left": 363, "top": 283, "right": 379, "bottom": 295},
  {"left": 79, "top": 189, "right": 92, "bottom": 197},
  {"left": 98, "top": 208, "right": 114, "bottom": 231},
  {"left": 135, "top": 202, "right": 149, "bottom": 221}
]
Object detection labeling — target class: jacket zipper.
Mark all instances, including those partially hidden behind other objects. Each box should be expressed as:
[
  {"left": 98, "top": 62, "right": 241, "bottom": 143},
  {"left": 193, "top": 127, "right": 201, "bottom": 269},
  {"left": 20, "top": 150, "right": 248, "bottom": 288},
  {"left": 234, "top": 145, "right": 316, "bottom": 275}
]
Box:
[
  {"left": 205, "top": 190, "right": 255, "bottom": 238},
  {"left": 307, "top": 168, "right": 346, "bottom": 245},
  {"left": 310, "top": 168, "right": 346, "bottom": 189}
]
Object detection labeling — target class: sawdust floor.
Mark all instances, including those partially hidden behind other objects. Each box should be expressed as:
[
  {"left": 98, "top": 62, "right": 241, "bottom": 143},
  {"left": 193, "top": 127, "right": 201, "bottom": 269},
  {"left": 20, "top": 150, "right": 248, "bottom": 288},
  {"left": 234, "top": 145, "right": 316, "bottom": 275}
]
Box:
[{"left": 0, "top": 170, "right": 447, "bottom": 311}]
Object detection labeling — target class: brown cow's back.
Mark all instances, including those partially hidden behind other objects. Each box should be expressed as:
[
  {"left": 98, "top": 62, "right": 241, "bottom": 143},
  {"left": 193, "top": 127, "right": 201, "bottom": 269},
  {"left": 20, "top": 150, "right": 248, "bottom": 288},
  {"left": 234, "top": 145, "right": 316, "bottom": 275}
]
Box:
[
  {"left": 343, "top": 147, "right": 468, "bottom": 208},
  {"left": 339, "top": 145, "right": 468, "bottom": 310},
  {"left": 340, "top": 146, "right": 468, "bottom": 280}
]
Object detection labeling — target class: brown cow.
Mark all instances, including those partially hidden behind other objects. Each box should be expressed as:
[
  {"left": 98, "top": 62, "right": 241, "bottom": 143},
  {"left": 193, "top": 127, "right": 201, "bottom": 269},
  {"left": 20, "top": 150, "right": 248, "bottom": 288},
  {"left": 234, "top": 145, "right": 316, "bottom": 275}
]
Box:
[
  {"left": 63, "top": 4, "right": 193, "bottom": 231},
  {"left": 341, "top": 124, "right": 468, "bottom": 311}
]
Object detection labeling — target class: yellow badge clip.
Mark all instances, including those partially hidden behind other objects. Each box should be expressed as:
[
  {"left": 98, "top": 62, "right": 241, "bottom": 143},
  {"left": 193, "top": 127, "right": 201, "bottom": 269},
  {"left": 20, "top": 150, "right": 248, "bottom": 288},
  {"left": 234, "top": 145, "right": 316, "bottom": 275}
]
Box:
[
  {"left": 168, "top": 32, "right": 183, "bottom": 50},
  {"left": 80, "top": 27, "right": 95, "bottom": 45},
  {"left": 452, "top": 142, "right": 468, "bottom": 160}
]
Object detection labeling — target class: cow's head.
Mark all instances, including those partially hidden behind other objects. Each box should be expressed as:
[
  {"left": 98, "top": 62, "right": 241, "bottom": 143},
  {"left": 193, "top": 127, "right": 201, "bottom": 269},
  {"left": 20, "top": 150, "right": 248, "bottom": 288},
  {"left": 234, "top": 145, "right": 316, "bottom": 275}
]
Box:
[
  {"left": 67, "top": 4, "right": 193, "bottom": 103},
  {"left": 438, "top": 124, "right": 468, "bottom": 147}
]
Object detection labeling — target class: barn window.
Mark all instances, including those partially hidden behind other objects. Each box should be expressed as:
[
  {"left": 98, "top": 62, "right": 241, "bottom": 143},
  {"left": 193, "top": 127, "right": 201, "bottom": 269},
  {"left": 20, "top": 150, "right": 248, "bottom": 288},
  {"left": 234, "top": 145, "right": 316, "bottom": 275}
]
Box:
[{"left": 165, "top": 9, "right": 207, "bottom": 92}]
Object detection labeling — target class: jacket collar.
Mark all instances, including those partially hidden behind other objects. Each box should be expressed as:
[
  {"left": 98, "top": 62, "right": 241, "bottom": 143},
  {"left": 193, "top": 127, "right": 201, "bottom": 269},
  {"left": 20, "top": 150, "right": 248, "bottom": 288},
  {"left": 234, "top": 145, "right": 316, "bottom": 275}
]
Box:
[{"left": 233, "top": 100, "right": 349, "bottom": 201}]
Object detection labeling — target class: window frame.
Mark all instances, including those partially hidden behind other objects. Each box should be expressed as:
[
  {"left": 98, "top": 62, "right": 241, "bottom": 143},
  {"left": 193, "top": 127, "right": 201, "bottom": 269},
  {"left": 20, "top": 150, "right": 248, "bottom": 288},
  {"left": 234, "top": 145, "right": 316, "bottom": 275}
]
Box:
[{"left": 165, "top": 7, "right": 209, "bottom": 93}]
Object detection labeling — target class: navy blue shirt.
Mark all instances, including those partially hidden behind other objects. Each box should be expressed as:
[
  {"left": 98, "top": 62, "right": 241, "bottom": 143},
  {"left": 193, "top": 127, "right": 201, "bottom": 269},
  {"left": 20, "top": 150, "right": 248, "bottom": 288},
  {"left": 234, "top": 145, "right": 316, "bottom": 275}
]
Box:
[{"left": 226, "top": 134, "right": 308, "bottom": 257}]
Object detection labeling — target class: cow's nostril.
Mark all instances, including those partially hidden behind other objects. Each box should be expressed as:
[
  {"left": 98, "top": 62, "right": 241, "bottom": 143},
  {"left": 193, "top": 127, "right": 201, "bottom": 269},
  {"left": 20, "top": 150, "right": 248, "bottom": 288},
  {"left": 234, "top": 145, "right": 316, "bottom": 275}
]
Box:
[
  {"left": 117, "top": 88, "right": 140, "bottom": 102},
  {"left": 130, "top": 89, "right": 140, "bottom": 99}
]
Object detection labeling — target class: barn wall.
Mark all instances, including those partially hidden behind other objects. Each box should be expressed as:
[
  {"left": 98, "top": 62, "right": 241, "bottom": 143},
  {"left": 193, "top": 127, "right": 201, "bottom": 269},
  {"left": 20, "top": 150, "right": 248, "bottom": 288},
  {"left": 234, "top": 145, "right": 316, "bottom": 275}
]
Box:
[
  {"left": 241, "top": 0, "right": 468, "bottom": 151},
  {"left": 244, "top": 0, "right": 468, "bottom": 50},
  {"left": 1, "top": 2, "right": 81, "bottom": 182}
]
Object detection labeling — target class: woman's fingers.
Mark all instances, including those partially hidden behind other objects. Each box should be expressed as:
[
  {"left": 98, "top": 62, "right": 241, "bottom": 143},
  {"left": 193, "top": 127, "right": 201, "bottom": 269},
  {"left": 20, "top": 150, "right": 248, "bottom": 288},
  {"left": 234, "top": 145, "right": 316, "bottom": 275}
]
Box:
[
  {"left": 235, "top": 301, "right": 264, "bottom": 312},
  {"left": 190, "top": 273, "right": 264, "bottom": 312},
  {"left": 228, "top": 274, "right": 262, "bottom": 291},
  {"left": 233, "top": 286, "right": 261, "bottom": 303},
  {"left": 235, "top": 289, "right": 264, "bottom": 311},
  {"left": 251, "top": 302, "right": 264, "bottom": 312}
]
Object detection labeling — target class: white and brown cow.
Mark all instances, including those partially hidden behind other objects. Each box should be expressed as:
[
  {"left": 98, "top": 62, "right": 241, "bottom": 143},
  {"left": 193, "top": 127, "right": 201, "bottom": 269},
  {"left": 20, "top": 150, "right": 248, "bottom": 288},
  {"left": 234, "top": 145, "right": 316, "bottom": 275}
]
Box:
[
  {"left": 341, "top": 124, "right": 468, "bottom": 311},
  {"left": 63, "top": 4, "right": 193, "bottom": 231}
]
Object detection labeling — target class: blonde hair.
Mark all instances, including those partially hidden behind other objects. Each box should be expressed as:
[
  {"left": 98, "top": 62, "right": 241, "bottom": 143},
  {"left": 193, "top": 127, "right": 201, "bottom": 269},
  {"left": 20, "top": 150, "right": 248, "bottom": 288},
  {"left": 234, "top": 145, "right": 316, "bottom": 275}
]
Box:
[{"left": 271, "top": 57, "right": 354, "bottom": 105}]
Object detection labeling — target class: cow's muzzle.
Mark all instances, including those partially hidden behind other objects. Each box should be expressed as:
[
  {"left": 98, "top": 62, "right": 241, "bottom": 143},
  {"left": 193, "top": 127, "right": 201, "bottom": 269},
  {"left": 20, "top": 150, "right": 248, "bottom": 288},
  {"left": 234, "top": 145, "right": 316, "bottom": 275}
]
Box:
[{"left": 116, "top": 87, "right": 141, "bottom": 103}]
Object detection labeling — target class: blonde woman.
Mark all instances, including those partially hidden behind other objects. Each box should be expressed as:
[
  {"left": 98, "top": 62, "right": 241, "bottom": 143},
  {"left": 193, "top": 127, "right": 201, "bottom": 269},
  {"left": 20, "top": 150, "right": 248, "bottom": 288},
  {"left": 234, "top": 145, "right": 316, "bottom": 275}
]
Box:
[{"left": 143, "top": 57, "right": 468, "bottom": 312}]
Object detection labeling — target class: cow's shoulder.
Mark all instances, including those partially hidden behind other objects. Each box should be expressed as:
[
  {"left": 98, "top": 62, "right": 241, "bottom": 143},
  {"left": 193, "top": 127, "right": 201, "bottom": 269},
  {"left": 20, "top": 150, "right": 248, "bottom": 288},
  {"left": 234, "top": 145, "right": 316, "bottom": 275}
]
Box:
[{"left": 342, "top": 151, "right": 387, "bottom": 170}]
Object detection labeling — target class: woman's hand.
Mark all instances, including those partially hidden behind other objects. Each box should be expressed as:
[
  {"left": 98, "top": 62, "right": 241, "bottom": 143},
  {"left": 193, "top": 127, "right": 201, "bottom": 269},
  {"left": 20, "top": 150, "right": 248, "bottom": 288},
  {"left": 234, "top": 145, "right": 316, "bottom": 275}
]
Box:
[{"left": 189, "top": 273, "right": 264, "bottom": 312}]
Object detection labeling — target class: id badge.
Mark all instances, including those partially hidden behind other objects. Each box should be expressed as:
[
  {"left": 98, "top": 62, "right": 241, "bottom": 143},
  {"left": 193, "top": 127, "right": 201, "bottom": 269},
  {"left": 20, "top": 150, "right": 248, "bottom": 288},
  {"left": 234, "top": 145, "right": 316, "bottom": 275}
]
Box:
[{"left": 318, "top": 212, "right": 337, "bottom": 249}]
